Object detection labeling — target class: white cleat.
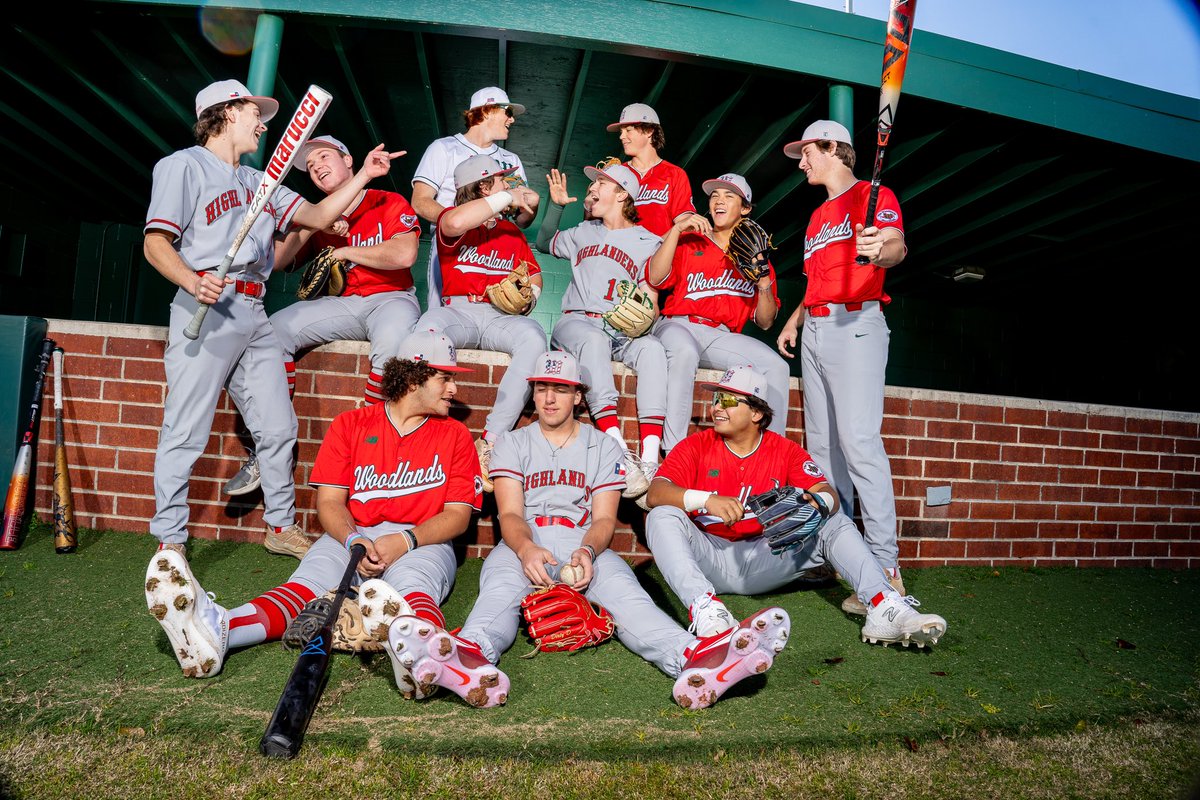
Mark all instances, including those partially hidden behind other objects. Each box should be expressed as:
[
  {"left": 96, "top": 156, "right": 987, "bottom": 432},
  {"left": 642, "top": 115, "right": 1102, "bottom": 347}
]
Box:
[
  {"left": 358, "top": 580, "right": 433, "bottom": 700},
  {"left": 688, "top": 592, "right": 737, "bottom": 639},
  {"left": 621, "top": 451, "right": 651, "bottom": 499},
  {"left": 386, "top": 616, "right": 509, "bottom": 708},
  {"left": 144, "top": 550, "right": 228, "bottom": 678},
  {"left": 862, "top": 593, "right": 947, "bottom": 648},
  {"left": 673, "top": 607, "right": 790, "bottom": 710}
]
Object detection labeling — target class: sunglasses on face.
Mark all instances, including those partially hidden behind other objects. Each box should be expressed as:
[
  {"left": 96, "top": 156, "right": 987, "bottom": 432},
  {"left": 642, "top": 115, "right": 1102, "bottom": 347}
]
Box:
[
  {"left": 711, "top": 391, "right": 748, "bottom": 409},
  {"left": 501, "top": 106, "right": 514, "bottom": 118}
]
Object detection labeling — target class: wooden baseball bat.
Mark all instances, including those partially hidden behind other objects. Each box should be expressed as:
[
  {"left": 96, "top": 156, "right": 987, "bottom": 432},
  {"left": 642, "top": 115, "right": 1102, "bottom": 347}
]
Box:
[
  {"left": 259, "top": 543, "right": 366, "bottom": 759},
  {"left": 183, "top": 85, "right": 334, "bottom": 340},
  {"left": 856, "top": 0, "right": 918, "bottom": 265},
  {"left": 0, "top": 338, "right": 55, "bottom": 551},
  {"left": 51, "top": 347, "right": 76, "bottom": 554}
]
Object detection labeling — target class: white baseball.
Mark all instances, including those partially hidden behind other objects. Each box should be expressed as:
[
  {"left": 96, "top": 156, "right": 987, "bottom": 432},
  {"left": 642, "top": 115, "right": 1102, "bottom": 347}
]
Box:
[{"left": 559, "top": 564, "right": 583, "bottom": 585}]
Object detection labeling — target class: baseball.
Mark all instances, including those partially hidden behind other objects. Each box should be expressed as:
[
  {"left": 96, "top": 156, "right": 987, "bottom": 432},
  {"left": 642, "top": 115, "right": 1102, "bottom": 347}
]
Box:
[{"left": 559, "top": 564, "right": 583, "bottom": 585}]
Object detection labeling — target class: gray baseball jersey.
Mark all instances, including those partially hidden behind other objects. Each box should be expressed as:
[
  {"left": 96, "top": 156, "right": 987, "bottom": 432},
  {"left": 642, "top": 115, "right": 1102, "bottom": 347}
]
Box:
[{"left": 549, "top": 221, "right": 661, "bottom": 313}]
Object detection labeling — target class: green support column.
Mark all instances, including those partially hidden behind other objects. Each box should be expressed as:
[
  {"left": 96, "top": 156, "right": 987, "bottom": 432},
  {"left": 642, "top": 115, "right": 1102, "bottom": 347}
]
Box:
[
  {"left": 246, "top": 13, "right": 284, "bottom": 168},
  {"left": 829, "top": 83, "right": 853, "bottom": 134}
]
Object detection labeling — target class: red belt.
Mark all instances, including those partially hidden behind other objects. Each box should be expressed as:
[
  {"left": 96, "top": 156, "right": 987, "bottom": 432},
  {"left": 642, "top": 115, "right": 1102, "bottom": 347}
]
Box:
[
  {"left": 566, "top": 310, "right": 604, "bottom": 318},
  {"left": 676, "top": 314, "right": 727, "bottom": 330},
  {"left": 199, "top": 270, "right": 265, "bottom": 298},
  {"left": 444, "top": 294, "right": 490, "bottom": 305},
  {"left": 807, "top": 302, "right": 867, "bottom": 318},
  {"left": 534, "top": 516, "right": 577, "bottom": 528}
]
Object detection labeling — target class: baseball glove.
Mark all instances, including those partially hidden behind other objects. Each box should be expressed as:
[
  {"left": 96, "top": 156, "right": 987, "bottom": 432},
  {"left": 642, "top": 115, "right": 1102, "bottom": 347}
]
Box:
[
  {"left": 746, "top": 485, "right": 831, "bottom": 555},
  {"left": 602, "top": 280, "right": 656, "bottom": 338},
  {"left": 296, "top": 246, "right": 347, "bottom": 300},
  {"left": 484, "top": 261, "right": 534, "bottom": 314},
  {"left": 520, "top": 583, "right": 615, "bottom": 653},
  {"left": 282, "top": 591, "right": 383, "bottom": 653},
  {"left": 725, "top": 217, "right": 774, "bottom": 283}
]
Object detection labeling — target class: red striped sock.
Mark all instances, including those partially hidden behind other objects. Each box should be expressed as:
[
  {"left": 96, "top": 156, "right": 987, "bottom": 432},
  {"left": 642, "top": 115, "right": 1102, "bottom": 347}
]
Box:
[
  {"left": 593, "top": 407, "right": 619, "bottom": 433},
  {"left": 364, "top": 370, "right": 384, "bottom": 405},
  {"left": 284, "top": 361, "right": 296, "bottom": 400},
  {"left": 404, "top": 591, "right": 446, "bottom": 629},
  {"left": 227, "top": 582, "right": 316, "bottom": 648}
]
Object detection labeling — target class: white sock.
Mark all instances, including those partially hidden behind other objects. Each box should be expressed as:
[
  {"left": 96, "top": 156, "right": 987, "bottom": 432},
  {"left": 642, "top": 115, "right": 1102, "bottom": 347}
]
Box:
[{"left": 640, "top": 436, "right": 661, "bottom": 463}]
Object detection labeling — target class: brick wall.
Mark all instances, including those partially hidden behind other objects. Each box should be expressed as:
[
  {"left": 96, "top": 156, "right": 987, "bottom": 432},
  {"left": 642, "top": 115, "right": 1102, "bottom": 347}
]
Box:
[{"left": 33, "top": 319, "right": 1200, "bottom": 568}]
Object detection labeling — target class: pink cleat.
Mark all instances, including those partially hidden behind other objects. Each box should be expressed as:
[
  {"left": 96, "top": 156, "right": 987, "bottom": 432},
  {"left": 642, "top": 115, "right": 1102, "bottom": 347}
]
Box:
[
  {"left": 386, "top": 616, "right": 509, "bottom": 708},
  {"left": 673, "top": 607, "right": 790, "bottom": 710}
]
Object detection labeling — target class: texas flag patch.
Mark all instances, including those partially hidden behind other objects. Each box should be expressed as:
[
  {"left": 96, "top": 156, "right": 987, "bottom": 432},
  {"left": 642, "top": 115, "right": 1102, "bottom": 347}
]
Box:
[{"left": 615, "top": 462, "right": 627, "bottom": 477}]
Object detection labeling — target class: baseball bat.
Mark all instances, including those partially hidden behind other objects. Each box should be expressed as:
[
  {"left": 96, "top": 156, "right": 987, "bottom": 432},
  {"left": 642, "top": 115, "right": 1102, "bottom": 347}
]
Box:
[
  {"left": 51, "top": 347, "right": 76, "bottom": 554},
  {"left": 183, "top": 85, "right": 334, "bottom": 340},
  {"left": 0, "top": 338, "right": 55, "bottom": 551},
  {"left": 259, "top": 542, "right": 366, "bottom": 759},
  {"left": 855, "top": 0, "right": 918, "bottom": 266}
]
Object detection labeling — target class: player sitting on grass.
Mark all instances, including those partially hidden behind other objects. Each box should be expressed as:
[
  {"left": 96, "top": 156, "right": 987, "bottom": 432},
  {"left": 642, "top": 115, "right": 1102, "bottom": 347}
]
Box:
[
  {"left": 144, "top": 331, "right": 482, "bottom": 679},
  {"left": 644, "top": 365, "right": 948, "bottom": 649}
]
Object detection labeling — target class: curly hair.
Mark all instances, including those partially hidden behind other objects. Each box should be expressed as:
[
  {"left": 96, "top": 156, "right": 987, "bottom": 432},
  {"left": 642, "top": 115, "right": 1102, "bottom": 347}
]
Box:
[
  {"left": 192, "top": 99, "right": 252, "bottom": 146},
  {"left": 379, "top": 357, "right": 439, "bottom": 402},
  {"left": 745, "top": 395, "right": 774, "bottom": 431}
]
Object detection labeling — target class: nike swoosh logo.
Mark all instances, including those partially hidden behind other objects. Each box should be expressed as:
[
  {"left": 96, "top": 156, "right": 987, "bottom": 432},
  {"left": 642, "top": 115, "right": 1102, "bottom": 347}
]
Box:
[
  {"left": 716, "top": 658, "right": 744, "bottom": 683},
  {"left": 854, "top": 333, "right": 869, "bottom": 338},
  {"left": 443, "top": 664, "right": 472, "bottom": 686}
]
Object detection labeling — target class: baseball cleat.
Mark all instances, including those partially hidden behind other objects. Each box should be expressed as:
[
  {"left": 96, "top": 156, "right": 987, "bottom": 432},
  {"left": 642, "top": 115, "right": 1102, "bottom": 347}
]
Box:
[
  {"left": 386, "top": 616, "right": 509, "bottom": 708},
  {"left": 157, "top": 541, "right": 187, "bottom": 557},
  {"left": 475, "top": 438, "right": 495, "bottom": 493},
  {"left": 842, "top": 569, "right": 906, "bottom": 616},
  {"left": 634, "top": 459, "right": 659, "bottom": 510},
  {"left": 621, "top": 451, "right": 651, "bottom": 499},
  {"left": 359, "top": 580, "right": 433, "bottom": 699},
  {"left": 673, "top": 607, "right": 790, "bottom": 710},
  {"left": 688, "top": 592, "right": 737, "bottom": 638},
  {"left": 861, "top": 593, "right": 946, "bottom": 648},
  {"left": 223, "top": 451, "right": 261, "bottom": 496},
  {"left": 263, "top": 523, "right": 311, "bottom": 559},
  {"left": 144, "top": 550, "right": 229, "bottom": 678}
]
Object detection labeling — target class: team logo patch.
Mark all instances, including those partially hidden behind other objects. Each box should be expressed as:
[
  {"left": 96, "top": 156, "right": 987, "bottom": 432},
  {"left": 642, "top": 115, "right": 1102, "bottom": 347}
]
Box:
[
  {"left": 875, "top": 209, "right": 899, "bottom": 224},
  {"left": 615, "top": 463, "right": 627, "bottom": 477},
  {"left": 474, "top": 475, "right": 484, "bottom": 495},
  {"left": 693, "top": 250, "right": 705, "bottom": 257},
  {"left": 365, "top": 436, "right": 378, "bottom": 444},
  {"left": 543, "top": 357, "right": 563, "bottom": 375},
  {"left": 708, "top": 468, "right": 719, "bottom": 477},
  {"left": 401, "top": 214, "right": 418, "bottom": 227},
  {"left": 802, "top": 460, "right": 825, "bottom": 479}
]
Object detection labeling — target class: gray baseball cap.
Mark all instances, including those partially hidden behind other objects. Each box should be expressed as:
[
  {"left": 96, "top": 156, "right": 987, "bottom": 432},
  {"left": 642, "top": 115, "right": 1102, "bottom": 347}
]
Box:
[
  {"left": 582, "top": 162, "right": 641, "bottom": 198},
  {"left": 606, "top": 102, "right": 661, "bottom": 132},
  {"left": 453, "top": 154, "right": 518, "bottom": 189},
  {"left": 194, "top": 79, "right": 279, "bottom": 122},
  {"left": 783, "top": 120, "right": 853, "bottom": 158}
]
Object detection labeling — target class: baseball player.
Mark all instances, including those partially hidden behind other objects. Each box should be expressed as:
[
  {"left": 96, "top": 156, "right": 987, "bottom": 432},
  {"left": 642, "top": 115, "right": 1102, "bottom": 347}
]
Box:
[
  {"left": 413, "top": 153, "right": 547, "bottom": 490},
  {"left": 536, "top": 162, "right": 666, "bottom": 498},
  {"left": 222, "top": 134, "right": 422, "bottom": 503},
  {"left": 646, "top": 172, "right": 791, "bottom": 450},
  {"left": 775, "top": 120, "right": 908, "bottom": 615},
  {"left": 411, "top": 87, "right": 539, "bottom": 307},
  {"left": 607, "top": 103, "right": 706, "bottom": 238},
  {"left": 144, "top": 79, "right": 400, "bottom": 559},
  {"left": 374, "top": 351, "right": 790, "bottom": 710},
  {"left": 144, "top": 330, "right": 483, "bottom": 680},
  {"left": 644, "top": 365, "right": 947, "bottom": 648}
]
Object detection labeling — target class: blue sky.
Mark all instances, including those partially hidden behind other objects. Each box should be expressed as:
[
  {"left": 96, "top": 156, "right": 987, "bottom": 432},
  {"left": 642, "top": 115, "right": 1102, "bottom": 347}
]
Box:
[{"left": 794, "top": 0, "right": 1200, "bottom": 99}]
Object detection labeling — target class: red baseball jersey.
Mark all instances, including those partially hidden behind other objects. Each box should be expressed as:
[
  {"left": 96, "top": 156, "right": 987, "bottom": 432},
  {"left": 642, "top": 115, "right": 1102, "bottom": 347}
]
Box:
[
  {"left": 656, "top": 429, "right": 826, "bottom": 541},
  {"left": 303, "top": 190, "right": 421, "bottom": 297},
  {"left": 310, "top": 405, "right": 483, "bottom": 529},
  {"left": 654, "top": 232, "right": 780, "bottom": 332},
  {"left": 802, "top": 180, "right": 903, "bottom": 307},
  {"left": 435, "top": 209, "right": 541, "bottom": 298},
  {"left": 623, "top": 159, "right": 696, "bottom": 237}
]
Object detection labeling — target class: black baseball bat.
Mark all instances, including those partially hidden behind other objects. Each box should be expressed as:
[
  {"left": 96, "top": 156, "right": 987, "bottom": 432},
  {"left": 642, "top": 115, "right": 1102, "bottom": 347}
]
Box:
[
  {"left": 259, "top": 543, "right": 366, "bottom": 758},
  {"left": 0, "top": 338, "right": 55, "bottom": 551}
]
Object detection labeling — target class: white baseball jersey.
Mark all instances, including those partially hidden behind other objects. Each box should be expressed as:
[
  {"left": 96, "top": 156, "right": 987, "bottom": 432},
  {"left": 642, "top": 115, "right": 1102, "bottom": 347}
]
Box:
[
  {"left": 549, "top": 221, "right": 662, "bottom": 313},
  {"left": 412, "top": 134, "right": 528, "bottom": 209}
]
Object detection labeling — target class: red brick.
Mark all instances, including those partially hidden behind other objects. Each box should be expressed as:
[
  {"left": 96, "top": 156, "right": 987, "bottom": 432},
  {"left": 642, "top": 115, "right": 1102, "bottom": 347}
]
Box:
[
  {"left": 890, "top": 457, "right": 923, "bottom": 478},
  {"left": 1048, "top": 410, "right": 1088, "bottom": 429},
  {"left": 122, "top": 359, "right": 168, "bottom": 382},
  {"left": 1076, "top": 558, "right": 1119, "bottom": 568},
  {"left": 66, "top": 398, "right": 121, "bottom": 425},
  {"left": 1132, "top": 505, "right": 1170, "bottom": 523},
  {"left": 900, "top": 519, "right": 950, "bottom": 538},
  {"left": 951, "top": 520, "right": 997, "bottom": 539},
  {"left": 1002, "top": 445, "right": 1045, "bottom": 464},
  {"left": 1150, "top": 558, "right": 1190, "bottom": 569},
  {"left": 1164, "top": 419, "right": 1199, "bottom": 438},
  {"left": 1044, "top": 448, "right": 1084, "bottom": 466},
  {"left": 1170, "top": 541, "right": 1200, "bottom": 558},
  {"left": 311, "top": 371, "right": 370, "bottom": 398},
  {"left": 1005, "top": 407, "right": 1047, "bottom": 426},
  {"left": 1019, "top": 427, "right": 1060, "bottom": 446},
  {"left": 955, "top": 441, "right": 1001, "bottom": 461},
  {"left": 115, "top": 495, "right": 157, "bottom": 519},
  {"left": 117, "top": 449, "right": 157, "bottom": 473},
  {"left": 908, "top": 439, "right": 955, "bottom": 459},
  {"left": 967, "top": 540, "right": 1012, "bottom": 558},
  {"left": 107, "top": 337, "right": 164, "bottom": 359},
  {"left": 1096, "top": 504, "right": 1135, "bottom": 522},
  {"left": 895, "top": 498, "right": 922, "bottom": 518},
  {"left": 1059, "top": 467, "right": 1100, "bottom": 485},
  {"left": 1137, "top": 436, "right": 1175, "bottom": 455},
  {"left": 881, "top": 436, "right": 908, "bottom": 456},
  {"left": 1077, "top": 523, "right": 1117, "bottom": 539},
  {"left": 1116, "top": 523, "right": 1156, "bottom": 540},
  {"left": 1121, "top": 452, "right": 1159, "bottom": 470},
  {"left": 103, "top": 381, "right": 164, "bottom": 405},
  {"left": 1085, "top": 450, "right": 1123, "bottom": 468},
  {"left": 1159, "top": 455, "right": 1196, "bottom": 472},
  {"left": 1087, "top": 414, "right": 1125, "bottom": 432},
  {"left": 926, "top": 420, "right": 973, "bottom": 440},
  {"left": 1055, "top": 504, "right": 1095, "bottom": 521},
  {"left": 1040, "top": 484, "right": 1081, "bottom": 503},
  {"left": 74, "top": 445, "right": 118, "bottom": 469},
  {"left": 52, "top": 332, "right": 107, "bottom": 355},
  {"left": 918, "top": 540, "right": 966, "bottom": 558},
  {"left": 1170, "top": 506, "right": 1200, "bottom": 524},
  {"left": 1134, "top": 471, "right": 1173, "bottom": 489},
  {"left": 1100, "top": 433, "right": 1139, "bottom": 451},
  {"left": 1158, "top": 489, "right": 1197, "bottom": 506},
  {"left": 1012, "top": 541, "right": 1055, "bottom": 558},
  {"left": 301, "top": 350, "right": 364, "bottom": 374},
  {"left": 66, "top": 377, "right": 103, "bottom": 401},
  {"left": 1120, "top": 488, "right": 1158, "bottom": 504},
  {"left": 120, "top": 404, "right": 164, "bottom": 427},
  {"left": 999, "top": 483, "right": 1040, "bottom": 501},
  {"left": 65, "top": 353, "right": 124, "bottom": 380},
  {"left": 1060, "top": 430, "right": 1101, "bottom": 449},
  {"left": 1039, "top": 521, "right": 1079, "bottom": 537},
  {"left": 925, "top": 460, "right": 972, "bottom": 480},
  {"left": 970, "top": 502, "right": 1015, "bottom": 521},
  {"left": 882, "top": 416, "right": 926, "bottom": 437},
  {"left": 1017, "top": 464, "right": 1058, "bottom": 483},
  {"left": 973, "top": 462, "right": 1017, "bottom": 482},
  {"left": 993, "top": 521, "right": 1039, "bottom": 538},
  {"left": 910, "top": 399, "right": 959, "bottom": 420},
  {"left": 1175, "top": 438, "right": 1200, "bottom": 456},
  {"left": 975, "top": 423, "right": 1018, "bottom": 444},
  {"left": 1093, "top": 541, "right": 1132, "bottom": 557},
  {"left": 1081, "top": 487, "right": 1111, "bottom": 503},
  {"left": 1133, "top": 541, "right": 1170, "bottom": 557},
  {"left": 99, "top": 425, "right": 160, "bottom": 449},
  {"left": 1175, "top": 473, "right": 1200, "bottom": 490},
  {"left": 1055, "top": 541, "right": 1095, "bottom": 558},
  {"left": 955, "top": 403, "right": 1001, "bottom": 423},
  {"left": 883, "top": 396, "right": 911, "bottom": 416},
  {"left": 1125, "top": 417, "right": 1164, "bottom": 435}
]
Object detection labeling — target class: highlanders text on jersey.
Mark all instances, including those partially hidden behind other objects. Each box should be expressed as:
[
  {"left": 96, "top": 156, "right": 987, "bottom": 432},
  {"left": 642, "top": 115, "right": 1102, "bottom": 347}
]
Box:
[
  {"left": 303, "top": 189, "right": 420, "bottom": 296},
  {"left": 310, "top": 406, "right": 482, "bottom": 528},
  {"left": 655, "top": 429, "right": 825, "bottom": 540},
  {"left": 654, "top": 232, "right": 780, "bottom": 331},
  {"left": 550, "top": 221, "right": 661, "bottom": 313},
  {"left": 803, "top": 180, "right": 903, "bottom": 307},
  {"left": 436, "top": 209, "right": 541, "bottom": 298},
  {"left": 623, "top": 160, "right": 696, "bottom": 237}
]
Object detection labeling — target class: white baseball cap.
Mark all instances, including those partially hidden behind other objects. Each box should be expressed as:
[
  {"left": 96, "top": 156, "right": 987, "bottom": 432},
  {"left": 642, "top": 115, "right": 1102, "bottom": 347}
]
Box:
[
  {"left": 468, "top": 86, "right": 526, "bottom": 117},
  {"left": 606, "top": 102, "right": 661, "bottom": 132},
  {"left": 783, "top": 120, "right": 853, "bottom": 158},
  {"left": 399, "top": 330, "right": 472, "bottom": 373},
  {"left": 527, "top": 351, "right": 583, "bottom": 387},
  {"left": 700, "top": 365, "right": 768, "bottom": 404},
  {"left": 582, "top": 162, "right": 641, "bottom": 198},
  {"left": 701, "top": 173, "right": 752, "bottom": 203},
  {"left": 194, "top": 79, "right": 279, "bottom": 123},
  {"left": 299, "top": 135, "right": 350, "bottom": 162},
  {"left": 453, "top": 154, "right": 519, "bottom": 189}
]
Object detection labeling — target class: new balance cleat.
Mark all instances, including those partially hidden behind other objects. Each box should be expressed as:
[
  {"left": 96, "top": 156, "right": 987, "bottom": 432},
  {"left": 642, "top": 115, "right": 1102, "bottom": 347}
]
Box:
[
  {"left": 264, "top": 523, "right": 311, "bottom": 559},
  {"left": 223, "top": 451, "right": 261, "bottom": 496},
  {"left": 145, "top": 550, "right": 228, "bottom": 678},
  {"left": 688, "top": 592, "right": 737, "bottom": 639},
  {"left": 673, "top": 607, "right": 790, "bottom": 710},
  {"left": 358, "top": 580, "right": 432, "bottom": 699},
  {"left": 386, "top": 616, "right": 509, "bottom": 708},
  {"left": 843, "top": 567, "right": 906, "bottom": 616},
  {"left": 621, "top": 450, "right": 651, "bottom": 499},
  {"left": 862, "top": 593, "right": 946, "bottom": 648}
]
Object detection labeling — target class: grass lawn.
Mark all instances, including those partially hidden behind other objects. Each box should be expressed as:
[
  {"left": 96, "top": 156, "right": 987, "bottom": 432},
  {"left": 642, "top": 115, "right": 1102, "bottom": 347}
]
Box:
[{"left": 1, "top": 522, "right": 1198, "bottom": 798}]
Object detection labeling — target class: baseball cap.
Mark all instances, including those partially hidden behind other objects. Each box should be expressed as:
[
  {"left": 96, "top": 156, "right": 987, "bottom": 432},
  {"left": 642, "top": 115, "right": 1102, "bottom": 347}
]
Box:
[
  {"left": 468, "top": 86, "right": 526, "bottom": 117},
  {"left": 582, "top": 162, "right": 641, "bottom": 198},
  {"left": 606, "top": 102, "right": 661, "bottom": 132},
  {"left": 453, "top": 154, "right": 519, "bottom": 189},
  {"left": 699, "top": 365, "right": 768, "bottom": 404},
  {"left": 194, "top": 79, "right": 279, "bottom": 123},
  {"left": 783, "top": 120, "right": 853, "bottom": 159},
  {"left": 398, "top": 330, "right": 472, "bottom": 373},
  {"left": 701, "top": 173, "right": 752, "bottom": 203},
  {"left": 299, "top": 135, "right": 350, "bottom": 162},
  {"left": 527, "top": 351, "right": 583, "bottom": 387}
]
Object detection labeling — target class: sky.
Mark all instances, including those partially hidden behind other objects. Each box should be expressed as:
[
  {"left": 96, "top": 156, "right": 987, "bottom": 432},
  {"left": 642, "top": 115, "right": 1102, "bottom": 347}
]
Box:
[{"left": 793, "top": 0, "right": 1200, "bottom": 99}]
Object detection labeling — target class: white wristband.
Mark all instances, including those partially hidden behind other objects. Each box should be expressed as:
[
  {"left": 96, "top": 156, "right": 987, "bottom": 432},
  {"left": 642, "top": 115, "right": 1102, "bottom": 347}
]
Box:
[
  {"left": 683, "top": 489, "right": 713, "bottom": 513},
  {"left": 485, "top": 190, "right": 514, "bottom": 215},
  {"left": 814, "top": 491, "right": 835, "bottom": 511}
]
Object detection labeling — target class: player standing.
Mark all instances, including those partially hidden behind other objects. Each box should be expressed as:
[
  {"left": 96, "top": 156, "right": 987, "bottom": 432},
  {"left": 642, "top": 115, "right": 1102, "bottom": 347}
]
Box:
[
  {"left": 411, "top": 87, "right": 539, "bottom": 307},
  {"left": 646, "top": 172, "right": 791, "bottom": 449},
  {"left": 373, "top": 351, "right": 790, "bottom": 710},
  {"left": 222, "top": 134, "right": 422, "bottom": 510},
  {"left": 144, "top": 331, "right": 483, "bottom": 679},
  {"left": 644, "top": 365, "right": 946, "bottom": 647},
  {"left": 144, "top": 80, "right": 400, "bottom": 559},
  {"left": 607, "top": 103, "right": 705, "bottom": 238},
  {"left": 775, "top": 121, "right": 908, "bottom": 614},
  {"left": 413, "top": 154, "right": 547, "bottom": 490},
  {"left": 537, "top": 162, "right": 665, "bottom": 498}
]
